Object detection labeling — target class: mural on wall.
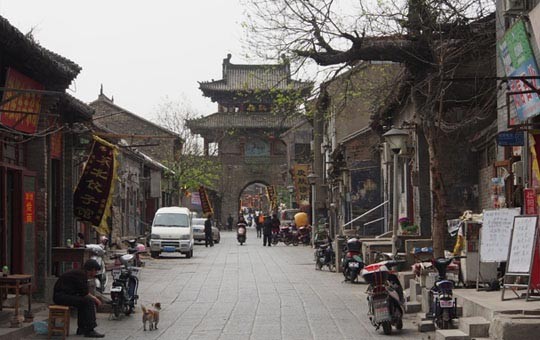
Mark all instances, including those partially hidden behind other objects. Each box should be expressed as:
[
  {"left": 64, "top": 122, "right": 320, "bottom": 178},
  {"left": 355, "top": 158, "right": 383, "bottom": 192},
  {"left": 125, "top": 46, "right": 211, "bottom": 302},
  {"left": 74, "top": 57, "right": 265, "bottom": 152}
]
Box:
[
  {"left": 245, "top": 138, "right": 270, "bottom": 157},
  {"left": 350, "top": 160, "right": 382, "bottom": 234}
]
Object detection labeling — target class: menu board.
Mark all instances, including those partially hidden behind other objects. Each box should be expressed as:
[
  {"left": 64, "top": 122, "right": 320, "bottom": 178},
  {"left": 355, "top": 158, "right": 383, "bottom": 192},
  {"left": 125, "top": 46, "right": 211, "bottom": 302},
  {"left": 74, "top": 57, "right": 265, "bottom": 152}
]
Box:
[
  {"left": 480, "top": 208, "right": 520, "bottom": 262},
  {"left": 507, "top": 216, "right": 538, "bottom": 274}
]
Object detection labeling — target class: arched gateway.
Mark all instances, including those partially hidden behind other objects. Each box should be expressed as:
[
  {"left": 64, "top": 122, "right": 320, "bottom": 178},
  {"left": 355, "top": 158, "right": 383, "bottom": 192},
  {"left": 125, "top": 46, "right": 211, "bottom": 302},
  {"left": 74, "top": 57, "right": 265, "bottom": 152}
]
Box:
[{"left": 187, "top": 55, "right": 312, "bottom": 224}]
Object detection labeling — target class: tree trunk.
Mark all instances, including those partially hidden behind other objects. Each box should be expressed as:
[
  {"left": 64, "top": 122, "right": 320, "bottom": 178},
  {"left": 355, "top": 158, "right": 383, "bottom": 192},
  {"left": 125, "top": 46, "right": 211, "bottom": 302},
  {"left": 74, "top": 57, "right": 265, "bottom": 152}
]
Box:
[{"left": 424, "top": 127, "right": 446, "bottom": 258}]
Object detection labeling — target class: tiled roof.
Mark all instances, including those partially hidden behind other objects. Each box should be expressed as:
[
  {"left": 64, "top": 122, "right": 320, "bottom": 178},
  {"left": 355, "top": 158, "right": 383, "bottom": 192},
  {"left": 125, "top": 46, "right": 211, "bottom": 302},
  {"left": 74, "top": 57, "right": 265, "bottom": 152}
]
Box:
[
  {"left": 59, "top": 93, "right": 94, "bottom": 119},
  {"left": 0, "top": 15, "right": 81, "bottom": 84},
  {"left": 187, "top": 112, "right": 305, "bottom": 131},
  {"left": 199, "top": 55, "right": 312, "bottom": 92}
]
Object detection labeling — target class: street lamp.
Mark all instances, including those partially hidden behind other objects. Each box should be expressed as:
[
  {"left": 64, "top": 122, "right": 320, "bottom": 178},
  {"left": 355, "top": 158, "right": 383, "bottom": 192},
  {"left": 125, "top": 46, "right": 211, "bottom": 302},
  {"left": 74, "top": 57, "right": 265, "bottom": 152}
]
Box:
[
  {"left": 383, "top": 128, "right": 408, "bottom": 255},
  {"left": 307, "top": 172, "right": 319, "bottom": 245},
  {"left": 287, "top": 185, "right": 295, "bottom": 208}
]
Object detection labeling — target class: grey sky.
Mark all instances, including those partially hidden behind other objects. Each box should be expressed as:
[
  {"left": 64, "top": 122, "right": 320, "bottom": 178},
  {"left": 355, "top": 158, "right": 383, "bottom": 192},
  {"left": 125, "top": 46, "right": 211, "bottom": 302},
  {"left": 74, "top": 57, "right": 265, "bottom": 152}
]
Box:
[{"left": 0, "top": 0, "right": 249, "bottom": 120}]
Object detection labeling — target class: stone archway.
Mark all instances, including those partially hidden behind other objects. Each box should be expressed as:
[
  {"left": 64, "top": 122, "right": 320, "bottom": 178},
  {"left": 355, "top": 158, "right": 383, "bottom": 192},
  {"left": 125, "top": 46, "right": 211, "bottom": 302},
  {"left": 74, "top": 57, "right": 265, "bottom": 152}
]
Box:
[{"left": 236, "top": 181, "right": 270, "bottom": 217}]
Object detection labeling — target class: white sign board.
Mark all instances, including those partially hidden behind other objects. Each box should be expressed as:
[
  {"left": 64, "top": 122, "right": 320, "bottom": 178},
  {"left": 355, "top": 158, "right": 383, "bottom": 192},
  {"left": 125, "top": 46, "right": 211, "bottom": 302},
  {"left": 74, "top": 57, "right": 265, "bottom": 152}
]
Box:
[
  {"left": 480, "top": 208, "right": 520, "bottom": 262},
  {"left": 507, "top": 216, "right": 538, "bottom": 274}
]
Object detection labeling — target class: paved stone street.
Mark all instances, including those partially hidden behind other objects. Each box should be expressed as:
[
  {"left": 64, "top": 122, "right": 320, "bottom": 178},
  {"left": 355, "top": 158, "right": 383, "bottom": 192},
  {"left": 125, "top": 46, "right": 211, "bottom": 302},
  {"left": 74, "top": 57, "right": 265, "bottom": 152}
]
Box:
[{"left": 38, "top": 229, "right": 432, "bottom": 340}]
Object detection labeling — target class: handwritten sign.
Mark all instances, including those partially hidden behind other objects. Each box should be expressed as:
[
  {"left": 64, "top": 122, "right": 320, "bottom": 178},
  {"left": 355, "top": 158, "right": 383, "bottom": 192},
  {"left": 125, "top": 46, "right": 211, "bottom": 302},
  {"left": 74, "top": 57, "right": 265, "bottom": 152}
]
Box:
[
  {"left": 480, "top": 208, "right": 520, "bottom": 262},
  {"left": 507, "top": 216, "right": 538, "bottom": 273}
]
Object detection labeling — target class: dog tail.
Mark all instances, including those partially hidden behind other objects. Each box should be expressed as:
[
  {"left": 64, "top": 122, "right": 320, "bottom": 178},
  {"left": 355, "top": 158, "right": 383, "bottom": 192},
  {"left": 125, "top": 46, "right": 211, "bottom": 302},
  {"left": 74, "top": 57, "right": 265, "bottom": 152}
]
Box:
[{"left": 141, "top": 305, "right": 148, "bottom": 313}]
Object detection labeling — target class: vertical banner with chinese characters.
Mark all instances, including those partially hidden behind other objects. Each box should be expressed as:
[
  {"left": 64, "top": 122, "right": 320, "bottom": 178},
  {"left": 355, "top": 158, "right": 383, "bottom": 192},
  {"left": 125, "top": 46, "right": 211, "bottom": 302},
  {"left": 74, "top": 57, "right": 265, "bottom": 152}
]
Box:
[
  {"left": 292, "top": 164, "right": 310, "bottom": 206},
  {"left": 24, "top": 192, "right": 35, "bottom": 223},
  {"left": 0, "top": 68, "right": 44, "bottom": 133},
  {"left": 73, "top": 136, "right": 118, "bottom": 234},
  {"left": 266, "top": 185, "right": 278, "bottom": 212},
  {"left": 198, "top": 186, "right": 213, "bottom": 216}
]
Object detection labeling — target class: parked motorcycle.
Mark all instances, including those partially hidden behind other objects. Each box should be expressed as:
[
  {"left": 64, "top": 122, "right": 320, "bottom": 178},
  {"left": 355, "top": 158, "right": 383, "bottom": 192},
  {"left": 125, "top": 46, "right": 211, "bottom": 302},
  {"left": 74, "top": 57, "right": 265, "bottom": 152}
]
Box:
[
  {"left": 85, "top": 243, "right": 107, "bottom": 293},
  {"left": 361, "top": 260, "right": 405, "bottom": 335},
  {"left": 314, "top": 240, "right": 335, "bottom": 271},
  {"left": 123, "top": 239, "right": 146, "bottom": 267},
  {"left": 237, "top": 225, "right": 246, "bottom": 245},
  {"left": 110, "top": 253, "right": 140, "bottom": 318},
  {"left": 427, "top": 256, "right": 464, "bottom": 329},
  {"left": 342, "top": 238, "right": 364, "bottom": 283},
  {"left": 297, "top": 225, "right": 311, "bottom": 245},
  {"left": 272, "top": 226, "right": 295, "bottom": 245}
]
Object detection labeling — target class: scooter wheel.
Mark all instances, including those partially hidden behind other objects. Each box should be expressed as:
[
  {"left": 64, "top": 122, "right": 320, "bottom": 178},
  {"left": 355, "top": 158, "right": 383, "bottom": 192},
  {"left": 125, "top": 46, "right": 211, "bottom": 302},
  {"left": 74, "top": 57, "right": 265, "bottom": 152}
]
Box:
[
  {"left": 395, "top": 318, "right": 403, "bottom": 330},
  {"left": 382, "top": 321, "right": 392, "bottom": 335},
  {"left": 112, "top": 303, "right": 121, "bottom": 318},
  {"left": 315, "top": 260, "right": 323, "bottom": 270}
]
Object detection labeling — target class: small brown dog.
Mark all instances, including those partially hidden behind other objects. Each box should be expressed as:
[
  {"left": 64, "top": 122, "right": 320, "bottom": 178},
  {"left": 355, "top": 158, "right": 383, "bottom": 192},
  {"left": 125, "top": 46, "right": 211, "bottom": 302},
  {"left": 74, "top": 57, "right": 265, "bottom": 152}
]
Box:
[{"left": 141, "top": 303, "right": 161, "bottom": 331}]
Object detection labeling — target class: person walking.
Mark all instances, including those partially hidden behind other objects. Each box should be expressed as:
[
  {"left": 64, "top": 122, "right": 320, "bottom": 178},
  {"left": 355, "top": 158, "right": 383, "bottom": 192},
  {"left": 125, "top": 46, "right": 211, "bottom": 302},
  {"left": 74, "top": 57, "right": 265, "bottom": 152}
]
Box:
[
  {"left": 256, "top": 213, "right": 264, "bottom": 238},
  {"left": 227, "top": 214, "right": 234, "bottom": 231},
  {"left": 53, "top": 259, "right": 105, "bottom": 338},
  {"left": 205, "top": 214, "right": 214, "bottom": 247},
  {"left": 263, "top": 215, "right": 273, "bottom": 246}
]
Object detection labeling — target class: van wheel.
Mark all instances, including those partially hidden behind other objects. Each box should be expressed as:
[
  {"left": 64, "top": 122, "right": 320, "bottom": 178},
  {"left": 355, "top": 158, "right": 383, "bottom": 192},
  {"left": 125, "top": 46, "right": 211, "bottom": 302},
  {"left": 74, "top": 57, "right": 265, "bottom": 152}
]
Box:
[
  {"left": 186, "top": 249, "right": 193, "bottom": 258},
  {"left": 150, "top": 251, "right": 160, "bottom": 259}
]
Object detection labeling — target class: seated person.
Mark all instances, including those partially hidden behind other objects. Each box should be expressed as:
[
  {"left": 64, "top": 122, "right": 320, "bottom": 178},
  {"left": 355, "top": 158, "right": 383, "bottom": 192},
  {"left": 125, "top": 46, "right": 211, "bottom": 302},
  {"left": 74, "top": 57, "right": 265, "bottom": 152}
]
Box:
[{"left": 53, "top": 259, "right": 104, "bottom": 338}]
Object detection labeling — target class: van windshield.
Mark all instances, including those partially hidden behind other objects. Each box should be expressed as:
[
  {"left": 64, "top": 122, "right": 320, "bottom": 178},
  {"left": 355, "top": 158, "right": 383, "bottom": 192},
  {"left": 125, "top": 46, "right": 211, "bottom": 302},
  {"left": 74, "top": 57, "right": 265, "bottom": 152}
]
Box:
[{"left": 153, "top": 213, "right": 189, "bottom": 227}]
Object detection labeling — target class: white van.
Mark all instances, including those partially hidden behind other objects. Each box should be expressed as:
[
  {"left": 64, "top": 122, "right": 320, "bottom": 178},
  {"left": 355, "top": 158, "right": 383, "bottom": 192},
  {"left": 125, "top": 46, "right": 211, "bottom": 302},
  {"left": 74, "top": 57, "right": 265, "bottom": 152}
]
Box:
[{"left": 149, "top": 207, "right": 193, "bottom": 258}]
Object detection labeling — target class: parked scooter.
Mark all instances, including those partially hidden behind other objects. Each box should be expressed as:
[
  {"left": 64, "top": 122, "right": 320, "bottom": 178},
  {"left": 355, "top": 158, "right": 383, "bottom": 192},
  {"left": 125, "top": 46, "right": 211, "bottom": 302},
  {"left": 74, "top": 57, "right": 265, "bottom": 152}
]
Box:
[
  {"left": 110, "top": 253, "right": 140, "bottom": 318},
  {"left": 123, "top": 239, "right": 146, "bottom": 267},
  {"left": 427, "top": 255, "right": 464, "bottom": 329},
  {"left": 314, "top": 238, "right": 335, "bottom": 271},
  {"left": 342, "top": 238, "right": 364, "bottom": 283},
  {"left": 361, "top": 260, "right": 405, "bottom": 335},
  {"left": 297, "top": 225, "right": 311, "bottom": 245},
  {"left": 237, "top": 225, "right": 246, "bottom": 245},
  {"left": 85, "top": 238, "right": 108, "bottom": 294}
]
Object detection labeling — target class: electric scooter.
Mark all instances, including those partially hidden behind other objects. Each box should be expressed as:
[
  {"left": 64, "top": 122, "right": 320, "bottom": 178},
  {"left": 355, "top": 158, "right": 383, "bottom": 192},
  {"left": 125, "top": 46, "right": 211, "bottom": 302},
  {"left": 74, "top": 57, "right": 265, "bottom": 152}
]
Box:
[
  {"left": 110, "top": 253, "right": 140, "bottom": 318},
  {"left": 361, "top": 260, "right": 405, "bottom": 335},
  {"left": 237, "top": 226, "right": 246, "bottom": 245},
  {"left": 427, "top": 255, "right": 464, "bottom": 329}
]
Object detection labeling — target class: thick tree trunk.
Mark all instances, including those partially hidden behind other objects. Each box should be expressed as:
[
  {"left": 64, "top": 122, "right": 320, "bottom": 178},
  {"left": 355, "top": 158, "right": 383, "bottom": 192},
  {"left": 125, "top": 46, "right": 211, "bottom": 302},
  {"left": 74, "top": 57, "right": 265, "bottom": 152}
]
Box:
[{"left": 424, "top": 127, "right": 446, "bottom": 258}]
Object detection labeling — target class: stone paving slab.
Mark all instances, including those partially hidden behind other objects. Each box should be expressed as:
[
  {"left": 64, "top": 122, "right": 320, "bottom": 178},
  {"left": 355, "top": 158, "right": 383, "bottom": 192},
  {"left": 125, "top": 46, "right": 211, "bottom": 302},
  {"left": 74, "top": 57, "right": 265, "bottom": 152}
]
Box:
[{"left": 22, "top": 229, "right": 434, "bottom": 340}]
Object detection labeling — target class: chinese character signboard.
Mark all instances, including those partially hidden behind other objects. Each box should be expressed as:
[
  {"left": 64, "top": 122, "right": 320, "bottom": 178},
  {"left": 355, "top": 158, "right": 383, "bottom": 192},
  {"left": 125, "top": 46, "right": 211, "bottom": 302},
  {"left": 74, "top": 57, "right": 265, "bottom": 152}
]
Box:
[
  {"left": 266, "top": 185, "right": 278, "bottom": 212},
  {"left": 191, "top": 191, "right": 201, "bottom": 206},
  {"left": 292, "top": 164, "right": 310, "bottom": 207},
  {"left": 198, "top": 186, "right": 213, "bottom": 216},
  {"left": 73, "top": 136, "right": 118, "bottom": 234},
  {"left": 0, "top": 68, "right": 44, "bottom": 133},
  {"left": 499, "top": 20, "right": 540, "bottom": 122},
  {"left": 24, "top": 192, "right": 35, "bottom": 223},
  {"left": 524, "top": 188, "right": 538, "bottom": 215}
]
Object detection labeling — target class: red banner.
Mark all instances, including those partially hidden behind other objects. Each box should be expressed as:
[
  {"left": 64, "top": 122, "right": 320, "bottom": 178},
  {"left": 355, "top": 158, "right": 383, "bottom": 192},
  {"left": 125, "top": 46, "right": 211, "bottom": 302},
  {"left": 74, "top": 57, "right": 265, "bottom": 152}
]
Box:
[
  {"left": 198, "top": 186, "right": 213, "bottom": 216},
  {"left": 24, "top": 192, "right": 35, "bottom": 223},
  {"left": 524, "top": 188, "right": 538, "bottom": 215},
  {"left": 0, "top": 68, "right": 44, "bottom": 133}
]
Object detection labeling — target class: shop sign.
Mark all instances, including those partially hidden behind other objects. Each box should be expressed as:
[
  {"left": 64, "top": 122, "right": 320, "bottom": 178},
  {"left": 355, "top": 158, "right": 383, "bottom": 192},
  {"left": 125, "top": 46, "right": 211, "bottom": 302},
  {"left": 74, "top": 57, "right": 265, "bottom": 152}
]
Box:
[
  {"left": 0, "top": 68, "right": 44, "bottom": 133},
  {"left": 191, "top": 192, "right": 201, "bottom": 206},
  {"left": 266, "top": 185, "right": 278, "bottom": 211},
  {"left": 73, "top": 137, "right": 117, "bottom": 230},
  {"left": 524, "top": 188, "right": 538, "bottom": 215},
  {"left": 198, "top": 186, "right": 213, "bottom": 216},
  {"left": 499, "top": 20, "right": 540, "bottom": 122},
  {"left": 24, "top": 192, "right": 34, "bottom": 223},
  {"left": 497, "top": 131, "right": 524, "bottom": 146},
  {"left": 292, "top": 164, "right": 310, "bottom": 207}
]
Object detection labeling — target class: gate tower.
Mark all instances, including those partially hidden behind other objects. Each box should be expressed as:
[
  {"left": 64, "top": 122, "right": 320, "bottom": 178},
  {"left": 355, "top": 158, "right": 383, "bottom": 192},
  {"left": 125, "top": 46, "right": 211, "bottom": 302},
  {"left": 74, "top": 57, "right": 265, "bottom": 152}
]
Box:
[{"left": 187, "top": 54, "right": 312, "bottom": 223}]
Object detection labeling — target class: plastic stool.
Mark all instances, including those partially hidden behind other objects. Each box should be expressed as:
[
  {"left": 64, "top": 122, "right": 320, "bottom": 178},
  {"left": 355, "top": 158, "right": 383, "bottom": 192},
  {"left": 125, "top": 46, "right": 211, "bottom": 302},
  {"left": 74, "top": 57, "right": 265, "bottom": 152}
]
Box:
[{"left": 48, "top": 305, "right": 70, "bottom": 339}]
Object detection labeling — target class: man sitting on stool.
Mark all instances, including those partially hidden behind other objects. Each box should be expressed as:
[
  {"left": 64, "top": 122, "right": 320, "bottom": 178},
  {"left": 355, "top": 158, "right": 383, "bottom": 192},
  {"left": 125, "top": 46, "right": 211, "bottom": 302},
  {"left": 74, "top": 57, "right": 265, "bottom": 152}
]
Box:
[{"left": 53, "top": 259, "right": 104, "bottom": 338}]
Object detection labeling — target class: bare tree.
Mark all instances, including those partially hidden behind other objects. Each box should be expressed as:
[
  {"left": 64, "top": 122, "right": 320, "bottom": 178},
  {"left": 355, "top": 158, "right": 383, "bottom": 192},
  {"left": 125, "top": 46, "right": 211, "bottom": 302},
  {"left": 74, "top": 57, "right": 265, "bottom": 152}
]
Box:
[
  {"left": 154, "top": 96, "right": 220, "bottom": 194},
  {"left": 243, "top": 0, "right": 497, "bottom": 256}
]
